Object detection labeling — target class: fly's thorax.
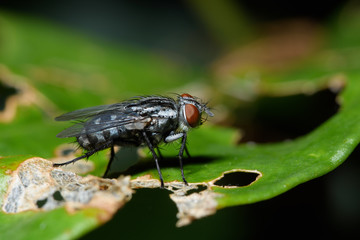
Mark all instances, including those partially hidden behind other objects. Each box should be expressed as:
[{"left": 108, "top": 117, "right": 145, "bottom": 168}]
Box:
[
  {"left": 123, "top": 117, "right": 152, "bottom": 130},
  {"left": 139, "top": 105, "right": 179, "bottom": 133},
  {"left": 129, "top": 103, "right": 178, "bottom": 119}
]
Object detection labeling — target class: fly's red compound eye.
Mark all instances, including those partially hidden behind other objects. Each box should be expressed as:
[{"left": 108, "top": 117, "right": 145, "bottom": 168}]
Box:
[
  {"left": 181, "top": 93, "right": 201, "bottom": 127},
  {"left": 184, "top": 104, "right": 200, "bottom": 127}
]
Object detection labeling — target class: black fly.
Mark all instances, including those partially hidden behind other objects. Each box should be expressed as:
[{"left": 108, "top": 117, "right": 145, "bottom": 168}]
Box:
[{"left": 54, "top": 93, "right": 213, "bottom": 188}]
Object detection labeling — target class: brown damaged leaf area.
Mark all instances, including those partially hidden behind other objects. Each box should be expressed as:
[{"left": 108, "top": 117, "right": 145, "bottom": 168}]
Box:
[
  {"left": 170, "top": 190, "right": 222, "bottom": 227},
  {"left": 2, "top": 158, "right": 132, "bottom": 222}
]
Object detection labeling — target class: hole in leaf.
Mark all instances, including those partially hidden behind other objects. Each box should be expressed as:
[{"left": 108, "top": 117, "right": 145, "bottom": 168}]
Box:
[
  {"left": 0, "top": 80, "right": 18, "bottom": 111},
  {"left": 214, "top": 170, "right": 260, "bottom": 187},
  {"left": 53, "top": 190, "right": 64, "bottom": 201},
  {"left": 36, "top": 198, "right": 48, "bottom": 208}
]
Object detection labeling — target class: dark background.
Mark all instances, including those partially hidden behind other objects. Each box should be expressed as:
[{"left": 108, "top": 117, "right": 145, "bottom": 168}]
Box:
[
  {"left": 0, "top": 0, "right": 346, "bottom": 65},
  {"left": 1, "top": 1, "right": 359, "bottom": 239}
]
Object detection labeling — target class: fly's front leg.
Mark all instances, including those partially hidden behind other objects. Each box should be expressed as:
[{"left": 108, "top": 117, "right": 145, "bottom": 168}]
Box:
[
  {"left": 164, "top": 132, "right": 183, "bottom": 143},
  {"left": 178, "top": 132, "right": 188, "bottom": 186},
  {"left": 142, "top": 131, "right": 164, "bottom": 188}
]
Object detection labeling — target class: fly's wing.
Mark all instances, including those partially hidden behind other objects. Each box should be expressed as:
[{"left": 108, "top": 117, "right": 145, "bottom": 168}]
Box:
[
  {"left": 56, "top": 123, "right": 84, "bottom": 138},
  {"left": 55, "top": 103, "right": 126, "bottom": 138},
  {"left": 83, "top": 111, "right": 152, "bottom": 135},
  {"left": 56, "top": 109, "right": 151, "bottom": 138},
  {"left": 55, "top": 103, "right": 126, "bottom": 121}
]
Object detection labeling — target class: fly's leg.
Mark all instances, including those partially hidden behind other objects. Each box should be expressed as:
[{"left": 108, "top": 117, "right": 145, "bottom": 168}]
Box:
[
  {"left": 156, "top": 147, "right": 164, "bottom": 160},
  {"left": 179, "top": 132, "right": 189, "bottom": 186},
  {"left": 103, "top": 145, "right": 115, "bottom": 177},
  {"left": 142, "top": 131, "right": 164, "bottom": 188},
  {"left": 53, "top": 149, "right": 98, "bottom": 167},
  {"left": 53, "top": 142, "right": 111, "bottom": 167}
]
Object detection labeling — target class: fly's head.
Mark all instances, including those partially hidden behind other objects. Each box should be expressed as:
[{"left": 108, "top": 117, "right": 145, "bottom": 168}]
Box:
[{"left": 178, "top": 93, "right": 214, "bottom": 132}]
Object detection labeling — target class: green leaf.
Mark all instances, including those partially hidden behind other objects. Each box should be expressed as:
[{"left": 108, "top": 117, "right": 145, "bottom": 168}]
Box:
[{"left": 0, "top": 208, "right": 101, "bottom": 240}]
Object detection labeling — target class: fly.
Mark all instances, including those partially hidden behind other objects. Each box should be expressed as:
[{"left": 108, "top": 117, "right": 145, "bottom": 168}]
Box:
[{"left": 54, "top": 93, "right": 214, "bottom": 188}]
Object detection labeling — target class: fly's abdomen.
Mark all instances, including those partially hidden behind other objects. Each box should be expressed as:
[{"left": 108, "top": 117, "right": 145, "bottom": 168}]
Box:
[{"left": 77, "top": 127, "right": 120, "bottom": 150}]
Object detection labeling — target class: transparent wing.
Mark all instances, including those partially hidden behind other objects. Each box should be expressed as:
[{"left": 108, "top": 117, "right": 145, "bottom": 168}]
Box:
[
  {"left": 56, "top": 123, "right": 85, "bottom": 138},
  {"left": 56, "top": 111, "right": 151, "bottom": 138},
  {"left": 55, "top": 103, "right": 126, "bottom": 121}
]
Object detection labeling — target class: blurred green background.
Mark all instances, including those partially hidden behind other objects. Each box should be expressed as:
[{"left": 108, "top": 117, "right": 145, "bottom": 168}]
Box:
[{"left": 0, "top": 0, "right": 359, "bottom": 239}]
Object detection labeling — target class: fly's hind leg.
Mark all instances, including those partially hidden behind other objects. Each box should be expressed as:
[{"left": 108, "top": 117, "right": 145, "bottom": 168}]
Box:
[
  {"left": 53, "top": 148, "right": 98, "bottom": 167},
  {"left": 53, "top": 142, "right": 112, "bottom": 169}
]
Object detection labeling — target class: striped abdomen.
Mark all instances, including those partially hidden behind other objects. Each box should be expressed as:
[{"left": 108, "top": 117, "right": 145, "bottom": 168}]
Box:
[{"left": 77, "top": 127, "right": 122, "bottom": 151}]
